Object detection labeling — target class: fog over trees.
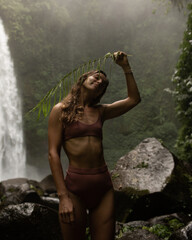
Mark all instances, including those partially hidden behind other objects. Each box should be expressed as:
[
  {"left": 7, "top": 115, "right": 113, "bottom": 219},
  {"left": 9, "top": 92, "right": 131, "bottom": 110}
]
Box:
[{"left": 0, "top": 0, "right": 189, "bottom": 179}]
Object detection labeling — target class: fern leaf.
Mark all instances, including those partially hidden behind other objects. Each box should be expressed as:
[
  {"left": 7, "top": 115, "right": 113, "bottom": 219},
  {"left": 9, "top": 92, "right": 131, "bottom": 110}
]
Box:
[
  {"left": 38, "top": 103, "right": 42, "bottom": 119},
  {"left": 59, "top": 82, "right": 62, "bottom": 102},
  {"left": 53, "top": 86, "right": 58, "bottom": 106},
  {"left": 47, "top": 97, "right": 51, "bottom": 115},
  {"left": 26, "top": 52, "right": 121, "bottom": 119}
]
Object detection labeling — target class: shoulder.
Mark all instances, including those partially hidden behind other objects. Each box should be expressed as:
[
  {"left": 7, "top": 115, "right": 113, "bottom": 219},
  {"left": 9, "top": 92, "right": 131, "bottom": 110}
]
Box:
[
  {"left": 50, "top": 102, "right": 63, "bottom": 114},
  {"left": 53, "top": 102, "right": 63, "bottom": 110},
  {"left": 48, "top": 103, "right": 63, "bottom": 142},
  {"left": 49, "top": 102, "right": 63, "bottom": 123}
]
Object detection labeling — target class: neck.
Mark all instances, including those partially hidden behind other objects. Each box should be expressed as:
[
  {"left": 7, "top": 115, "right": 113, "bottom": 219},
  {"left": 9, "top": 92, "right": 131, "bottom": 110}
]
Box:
[{"left": 80, "top": 87, "right": 95, "bottom": 107}]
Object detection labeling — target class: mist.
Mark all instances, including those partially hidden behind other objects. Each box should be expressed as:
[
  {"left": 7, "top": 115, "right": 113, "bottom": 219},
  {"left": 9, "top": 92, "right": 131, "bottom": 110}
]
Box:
[{"left": 0, "top": 0, "right": 187, "bottom": 180}]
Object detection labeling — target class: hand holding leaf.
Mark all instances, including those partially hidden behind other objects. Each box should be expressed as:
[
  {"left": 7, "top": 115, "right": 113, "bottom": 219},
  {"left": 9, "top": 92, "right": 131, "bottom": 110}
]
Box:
[{"left": 113, "top": 51, "right": 130, "bottom": 68}]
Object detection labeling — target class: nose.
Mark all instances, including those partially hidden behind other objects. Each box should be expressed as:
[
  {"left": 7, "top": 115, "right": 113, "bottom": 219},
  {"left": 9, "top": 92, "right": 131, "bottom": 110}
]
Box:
[{"left": 97, "top": 78, "right": 102, "bottom": 84}]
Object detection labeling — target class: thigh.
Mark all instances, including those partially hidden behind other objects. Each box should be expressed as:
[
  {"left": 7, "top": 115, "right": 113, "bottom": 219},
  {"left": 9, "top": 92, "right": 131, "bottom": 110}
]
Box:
[
  {"left": 89, "top": 188, "right": 115, "bottom": 240},
  {"left": 59, "top": 191, "right": 87, "bottom": 240}
]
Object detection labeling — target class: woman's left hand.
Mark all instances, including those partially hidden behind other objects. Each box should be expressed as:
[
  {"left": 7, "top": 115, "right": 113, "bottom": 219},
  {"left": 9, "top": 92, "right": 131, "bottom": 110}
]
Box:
[{"left": 113, "top": 51, "right": 130, "bottom": 68}]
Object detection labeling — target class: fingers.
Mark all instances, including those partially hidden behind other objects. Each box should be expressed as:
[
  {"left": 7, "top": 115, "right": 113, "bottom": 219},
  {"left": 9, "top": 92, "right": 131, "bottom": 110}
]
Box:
[
  {"left": 113, "top": 51, "right": 127, "bottom": 61},
  {"left": 116, "top": 51, "right": 126, "bottom": 57},
  {"left": 60, "top": 208, "right": 75, "bottom": 224},
  {"left": 69, "top": 211, "right": 75, "bottom": 223},
  {"left": 60, "top": 212, "right": 75, "bottom": 224}
]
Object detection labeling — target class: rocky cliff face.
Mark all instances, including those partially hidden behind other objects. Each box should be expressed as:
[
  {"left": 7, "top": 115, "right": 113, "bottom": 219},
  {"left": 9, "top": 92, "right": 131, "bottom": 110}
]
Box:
[{"left": 0, "top": 138, "right": 192, "bottom": 240}]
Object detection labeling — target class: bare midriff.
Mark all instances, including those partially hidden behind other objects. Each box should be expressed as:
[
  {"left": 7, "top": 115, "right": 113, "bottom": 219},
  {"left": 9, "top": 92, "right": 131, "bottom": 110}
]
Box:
[{"left": 63, "top": 136, "right": 105, "bottom": 168}]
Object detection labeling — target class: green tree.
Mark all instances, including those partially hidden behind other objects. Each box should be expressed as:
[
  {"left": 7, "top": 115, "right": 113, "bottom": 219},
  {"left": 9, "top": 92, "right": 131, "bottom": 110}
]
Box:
[{"left": 172, "top": 3, "right": 192, "bottom": 161}]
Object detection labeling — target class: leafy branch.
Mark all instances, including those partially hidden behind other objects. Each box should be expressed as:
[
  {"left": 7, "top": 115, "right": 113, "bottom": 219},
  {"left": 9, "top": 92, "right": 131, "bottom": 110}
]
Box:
[{"left": 26, "top": 52, "right": 117, "bottom": 119}]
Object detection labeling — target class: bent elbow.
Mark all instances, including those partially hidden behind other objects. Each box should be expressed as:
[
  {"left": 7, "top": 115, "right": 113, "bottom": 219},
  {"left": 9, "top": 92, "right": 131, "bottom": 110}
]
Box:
[
  {"left": 48, "top": 150, "right": 60, "bottom": 163},
  {"left": 132, "top": 96, "right": 141, "bottom": 106},
  {"left": 48, "top": 152, "right": 53, "bottom": 162}
]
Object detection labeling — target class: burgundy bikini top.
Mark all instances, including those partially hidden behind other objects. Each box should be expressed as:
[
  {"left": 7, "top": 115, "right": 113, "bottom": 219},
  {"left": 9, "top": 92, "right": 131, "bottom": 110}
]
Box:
[{"left": 63, "top": 113, "right": 103, "bottom": 141}]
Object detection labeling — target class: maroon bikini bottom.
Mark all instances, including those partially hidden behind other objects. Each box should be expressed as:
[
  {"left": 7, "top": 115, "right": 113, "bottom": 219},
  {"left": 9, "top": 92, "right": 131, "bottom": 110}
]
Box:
[{"left": 65, "top": 164, "right": 113, "bottom": 210}]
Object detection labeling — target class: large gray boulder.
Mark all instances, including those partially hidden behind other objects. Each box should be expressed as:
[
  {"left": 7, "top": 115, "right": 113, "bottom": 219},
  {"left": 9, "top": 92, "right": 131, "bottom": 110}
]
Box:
[
  {"left": 112, "top": 138, "right": 174, "bottom": 193},
  {"left": 112, "top": 138, "right": 191, "bottom": 222}
]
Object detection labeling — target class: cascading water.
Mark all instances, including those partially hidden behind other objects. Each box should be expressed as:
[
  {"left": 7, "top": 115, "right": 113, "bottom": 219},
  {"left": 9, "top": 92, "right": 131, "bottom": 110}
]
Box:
[{"left": 0, "top": 18, "right": 26, "bottom": 181}]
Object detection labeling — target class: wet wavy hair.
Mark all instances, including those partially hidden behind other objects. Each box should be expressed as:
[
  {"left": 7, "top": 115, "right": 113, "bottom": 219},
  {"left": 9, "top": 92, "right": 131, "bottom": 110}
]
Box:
[{"left": 60, "top": 70, "right": 109, "bottom": 126}]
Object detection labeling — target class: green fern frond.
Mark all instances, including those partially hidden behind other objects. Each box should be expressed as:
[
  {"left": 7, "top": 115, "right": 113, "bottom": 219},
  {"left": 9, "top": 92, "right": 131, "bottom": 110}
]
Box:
[{"left": 26, "top": 51, "right": 128, "bottom": 119}]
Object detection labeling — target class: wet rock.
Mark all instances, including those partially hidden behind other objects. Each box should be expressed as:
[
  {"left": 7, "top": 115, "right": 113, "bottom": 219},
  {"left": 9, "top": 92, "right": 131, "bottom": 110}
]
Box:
[
  {"left": 0, "top": 176, "right": 59, "bottom": 213},
  {"left": 0, "top": 178, "right": 43, "bottom": 197},
  {"left": 115, "top": 213, "right": 188, "bottom": 240},
  {"left": 112, "top": 138, "right": 174, "bottom": 193},
  {"left": 40, "top": 196, "right": 59, "bottom": 210},
  {"left": 0, "top": 178, "right": 28, "bottom": 196},
  {"left": 39, "top": 175, "right": 56, "bottom": 194},
  {"left": 112, "top": 138, "right": 190, "bottom": 221},
  {"left": 0, "top": 178, "right": 43, "bottom": 209},
  {"left": 0, "top": 202, "right": 62, "bottom": 240},
  {"left": 148, "top": 213, "right": 190, "bottom": 226},
  {"left": 119, "top": 229, "right": 159, "bottom": 240},
  {"left": 169, "top": 221, "right": 192, "bottom": 240},
  {"left": 116, "top": 220, "right": 150, "bottom": 237}
]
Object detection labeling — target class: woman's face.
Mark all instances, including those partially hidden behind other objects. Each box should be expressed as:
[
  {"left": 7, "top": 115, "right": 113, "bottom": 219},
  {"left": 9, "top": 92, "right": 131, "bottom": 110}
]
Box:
[{"left": 82, "top": 72, "right": 108, "bottom": 96}]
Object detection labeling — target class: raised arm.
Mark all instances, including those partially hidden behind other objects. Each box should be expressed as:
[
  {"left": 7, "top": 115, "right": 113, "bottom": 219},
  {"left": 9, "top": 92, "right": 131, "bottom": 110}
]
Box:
[
  {"left": 102, "top": 51, "right": 141, "bottom": 121},
  {"left": 48, "top": 103, "right": 74, "bottom": 223}
]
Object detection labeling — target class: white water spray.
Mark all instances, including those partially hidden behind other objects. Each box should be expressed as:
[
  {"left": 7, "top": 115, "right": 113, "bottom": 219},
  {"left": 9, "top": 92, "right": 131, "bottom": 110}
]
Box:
[{"left": 0, "top": 18, "right": 26, "bottom": 181}]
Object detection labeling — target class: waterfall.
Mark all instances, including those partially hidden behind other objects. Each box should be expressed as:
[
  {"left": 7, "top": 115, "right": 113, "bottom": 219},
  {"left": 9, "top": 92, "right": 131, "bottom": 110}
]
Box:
[{"left": 0, "top": 18, "right": 26, "bottom": 181}]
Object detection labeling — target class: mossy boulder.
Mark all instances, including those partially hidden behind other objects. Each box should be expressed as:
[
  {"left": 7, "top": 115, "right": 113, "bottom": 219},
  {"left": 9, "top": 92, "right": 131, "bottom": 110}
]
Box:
[
  {"left": 0, "top": 178, "right": 44, "bottom": 209},
  {"left": 112, "top": 138, "right": 192, "bottom": 222},
  {"left": 0, "top": 202, "right": 62, "bottom": 240},
  {"left": 115, "top": 213, "right": 189, "bottom": 240}
]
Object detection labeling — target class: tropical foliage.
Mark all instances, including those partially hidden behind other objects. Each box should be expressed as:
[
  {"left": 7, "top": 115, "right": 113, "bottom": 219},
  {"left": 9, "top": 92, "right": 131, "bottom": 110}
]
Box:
[
  {"left": 171, "top": 3, "right": 192, "bottom": 161},
  {"left": 0, "top": 0, "right": 187, "bottom": 174}
]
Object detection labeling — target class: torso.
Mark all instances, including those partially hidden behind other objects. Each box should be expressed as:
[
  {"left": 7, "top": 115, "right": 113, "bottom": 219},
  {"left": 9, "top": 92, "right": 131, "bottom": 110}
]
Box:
[{"left": 62, "top": 105, "right": 106, "bottom": 168}]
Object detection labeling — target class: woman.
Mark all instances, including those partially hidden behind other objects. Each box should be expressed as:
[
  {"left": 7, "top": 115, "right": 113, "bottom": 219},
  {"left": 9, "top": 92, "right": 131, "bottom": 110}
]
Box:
[{"left": 48, "top": 51, "right": 141, "bottom": 240}]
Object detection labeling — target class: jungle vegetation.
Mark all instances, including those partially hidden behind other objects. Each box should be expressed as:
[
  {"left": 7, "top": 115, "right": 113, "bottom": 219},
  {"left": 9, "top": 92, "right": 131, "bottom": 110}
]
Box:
[
  {"left": 171, "top": 2, "right": 192, "bottom": 162},
  {"left": 0, "top": 0, "right": 190, "bottom": 177}
]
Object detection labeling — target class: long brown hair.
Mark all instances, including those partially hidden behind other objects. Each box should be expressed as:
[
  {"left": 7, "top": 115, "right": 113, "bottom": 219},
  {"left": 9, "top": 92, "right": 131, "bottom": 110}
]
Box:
[{"left": 60, "top": 70, "right": 109, "bottom": 126}]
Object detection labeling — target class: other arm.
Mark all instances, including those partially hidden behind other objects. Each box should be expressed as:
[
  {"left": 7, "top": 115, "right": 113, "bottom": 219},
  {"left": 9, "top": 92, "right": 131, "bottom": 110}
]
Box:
[
  {"left": 102, "top": 51, "right": 141, "bottom": 120},
  {"left": 48, "top": 103, "right": 74, "bottom": 223}
]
